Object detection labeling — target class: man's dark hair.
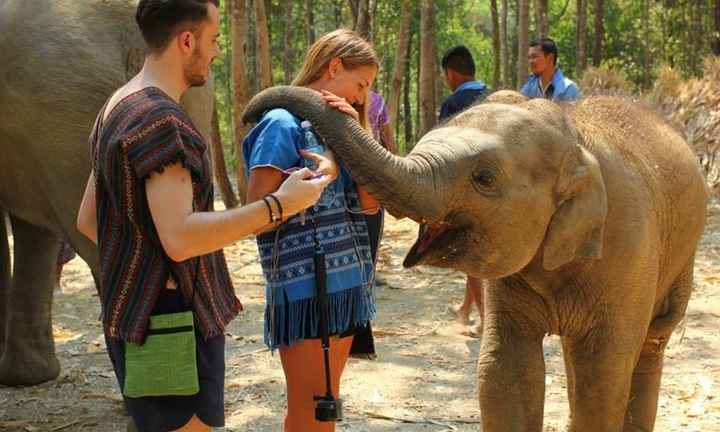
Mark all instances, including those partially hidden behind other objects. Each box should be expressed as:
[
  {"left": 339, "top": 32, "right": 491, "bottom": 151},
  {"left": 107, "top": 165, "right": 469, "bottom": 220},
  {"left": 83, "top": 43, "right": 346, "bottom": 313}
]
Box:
[
  {"left": 136, "top": 0, "right": 219, "bottom": 53},
  {"left": 441, "top": 45, "right": 476, "bottom": 77},
  {"left": 530, "top": 37, "right": 558, "bottom": 65}
]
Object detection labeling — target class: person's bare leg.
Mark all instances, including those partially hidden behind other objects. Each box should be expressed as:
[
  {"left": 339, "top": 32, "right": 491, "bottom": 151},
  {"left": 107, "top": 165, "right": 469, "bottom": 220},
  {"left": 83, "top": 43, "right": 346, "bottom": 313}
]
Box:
[
  {"left": 280, "top": 336, "right": 353, "bottom": 432},
  {"left": 174, "top": 415, "right": 211, "bottom": 432},
  {"left": 451, "top": 277, "right": 476, "bottom": 325}
]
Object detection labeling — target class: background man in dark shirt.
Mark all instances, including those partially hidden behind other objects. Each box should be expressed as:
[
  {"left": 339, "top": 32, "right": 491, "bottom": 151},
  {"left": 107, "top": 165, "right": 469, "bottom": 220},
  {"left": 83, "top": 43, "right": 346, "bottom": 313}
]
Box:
[
  {"left": 439, "top": 45, "right": 488, "bottom": 121},
  {"left": 439, "top": 45, "right": 486, "bottom": 336}
]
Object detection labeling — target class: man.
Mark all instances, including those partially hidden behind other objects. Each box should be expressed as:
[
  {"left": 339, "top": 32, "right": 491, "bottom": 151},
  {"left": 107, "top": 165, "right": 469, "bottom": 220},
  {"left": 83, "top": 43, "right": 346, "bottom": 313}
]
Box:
[
  {"left": 439, "top": 45, "right": 488, "bottom": 121},
  {"left": 521, "top": 37, "right": 581, "bottom": 101},
  {"left": 76, "top": 1, "right": 334, "bottom": 430},
  {"left": 439, "top": 45, "right": 487, "bottom": 336}
]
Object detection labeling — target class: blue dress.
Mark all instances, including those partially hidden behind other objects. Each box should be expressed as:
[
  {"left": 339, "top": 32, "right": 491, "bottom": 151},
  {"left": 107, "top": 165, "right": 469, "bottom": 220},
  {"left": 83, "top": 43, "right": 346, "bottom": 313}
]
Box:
[{"left": 243, "top": 108, "right": 376, "bottom": 349}]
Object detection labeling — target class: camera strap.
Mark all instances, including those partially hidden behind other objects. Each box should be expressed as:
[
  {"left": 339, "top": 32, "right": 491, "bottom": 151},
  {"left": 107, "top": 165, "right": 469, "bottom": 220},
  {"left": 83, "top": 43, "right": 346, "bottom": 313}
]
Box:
[{"left": 308, "top": 203, "right": 337, "bottom": 402}]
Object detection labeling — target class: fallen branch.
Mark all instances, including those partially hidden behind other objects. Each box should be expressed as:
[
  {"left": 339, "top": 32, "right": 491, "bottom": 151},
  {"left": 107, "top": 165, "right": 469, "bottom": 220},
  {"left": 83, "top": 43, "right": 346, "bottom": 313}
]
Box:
[
  {"left": 50, "top": 420, "right": 79, "bottom": 431},
  {"left": 350, "top": 408, "right": 481, "bottom": 429}
]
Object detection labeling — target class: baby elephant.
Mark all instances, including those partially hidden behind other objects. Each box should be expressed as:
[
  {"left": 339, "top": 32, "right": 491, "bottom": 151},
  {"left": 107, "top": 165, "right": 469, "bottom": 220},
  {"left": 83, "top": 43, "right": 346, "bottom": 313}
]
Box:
[{"left": 243, "top": 86, "right": 708, "bottom": 431}]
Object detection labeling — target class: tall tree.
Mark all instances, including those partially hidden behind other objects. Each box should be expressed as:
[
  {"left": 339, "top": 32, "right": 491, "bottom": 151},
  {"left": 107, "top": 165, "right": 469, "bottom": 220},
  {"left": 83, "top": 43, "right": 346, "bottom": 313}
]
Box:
[
  {"left": 403, "top": 31, "right": 414, "bottom": 152},
  {"left": 254, "top": 0, "right": 273, "bottom": 90},
  {"left": 418, "top": 0, "right": 437, "bottom": 137},
  {"left": 642, "top": 0, "right": 651, "bottom": 88},
  {"left": 387, "top": 0, "right": 413, "bottom": 130},
  {"left": 517, "top": 0, "right": 530, "bottom": 87},
  {"left": 501, "top": 0, "right": 510, "bottom": 87},
  {"left": 306, "top": 0, "right": 316, "bottom": 47},
  {"left": 282, "top": 0, "right": 294, "bottom": 84},
  {"left": 592, "top": 0, "right": 604, "bottom": 66},
  {"left": 576, "top": 0, "right": 588, "bottom": 75},
  {"left": 354, "top": 0, "right": 372, "bottom": 40},
  {"left": 535, "top": 0, "right": 549, "bottom": 36},
  {"left": 715, "top": 0, "right": 720, "bottom": 55},
  {"left": 210, "top": 100, "right": 239, "bottom": 209},
  {"left": 491, "top": 0, "right": 501, "bottom": 88},
  {"left": 231, "top": 0, "right": 250, "bottom": 202}
]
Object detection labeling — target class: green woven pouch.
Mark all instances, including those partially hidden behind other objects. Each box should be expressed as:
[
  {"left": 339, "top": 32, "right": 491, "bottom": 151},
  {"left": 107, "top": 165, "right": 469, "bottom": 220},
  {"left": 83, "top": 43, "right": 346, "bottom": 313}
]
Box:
[{"left": 123, "top": 311, "right": 199, "bottom": 398}]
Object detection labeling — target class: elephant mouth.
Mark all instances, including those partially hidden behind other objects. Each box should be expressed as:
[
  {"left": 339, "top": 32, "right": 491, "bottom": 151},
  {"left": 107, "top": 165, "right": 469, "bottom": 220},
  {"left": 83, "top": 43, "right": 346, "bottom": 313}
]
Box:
[{"left": 403, "top": 222, "right": 459, "bottom": 268}]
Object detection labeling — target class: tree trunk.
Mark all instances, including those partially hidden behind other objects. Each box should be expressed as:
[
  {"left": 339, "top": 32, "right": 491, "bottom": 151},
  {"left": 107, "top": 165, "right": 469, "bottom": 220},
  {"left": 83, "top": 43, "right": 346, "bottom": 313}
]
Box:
[
  {"left": 403, "top": 32, "right": 414, "bottom": 152},
  {"left": 348, "top": 0, "right": 359, "bottom": 26},
  {"left": 576, "top": 0, "right": 588, "bottom": 76},
  {"left": 534, "top": 0, "right": 549, "bottom": 36},
  {"left": 210, "top": 101, "right": 239, "bottom": 209},
  {"left": 418, "top": 0, "right": 436, "bottom": 137},
  {"left": 254, "top": 0, "right": 273, "bottom": 90},
  {"left": 306, "top": 0, "right": 315, "bottom": 47},
  {"left": 642, "top": 0, "right": 650, "bottom": 88},
  {"left": 592, "top": 0, "right": 604, "bottom": 66},
  {"left": 355, "top": 0, "right": 371, "bottom": 41},
  {"left": 387, "top": 0, "right": 413, "bottom": 129},
  {"left": 715, "top": 0, "right": 720, "bottom": 55},
  {"left": 516, "top": 0, "right": 530, "bottom": 88},
  {"left": 501, "top": 0, "right": 510, "bottom": 88},
  {"left": 282, "top": 0, "right": 294, "bottom": 84},
  {"left": 231, "top": 0, "right": 250, "bottom": 202},
  {"left": 491, "top": 0, "right": 501, "bottom": 88}
]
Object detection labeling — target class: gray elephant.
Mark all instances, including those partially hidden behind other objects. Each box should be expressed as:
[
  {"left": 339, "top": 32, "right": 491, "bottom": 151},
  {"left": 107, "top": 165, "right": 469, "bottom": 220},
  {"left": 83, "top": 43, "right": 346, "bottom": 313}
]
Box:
[
  {"left": 0, "top": 0, "right": 213, "bottom": 386},
  {"left": 243, "top": 86, "right": 708, "bottom": 432}
]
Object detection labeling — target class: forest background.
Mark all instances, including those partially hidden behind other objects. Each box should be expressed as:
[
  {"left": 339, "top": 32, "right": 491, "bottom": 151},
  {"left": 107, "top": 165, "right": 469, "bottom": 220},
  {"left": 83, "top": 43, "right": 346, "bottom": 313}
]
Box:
[{"left": 206, "top": 0, "right": 720, "bottom": 207}]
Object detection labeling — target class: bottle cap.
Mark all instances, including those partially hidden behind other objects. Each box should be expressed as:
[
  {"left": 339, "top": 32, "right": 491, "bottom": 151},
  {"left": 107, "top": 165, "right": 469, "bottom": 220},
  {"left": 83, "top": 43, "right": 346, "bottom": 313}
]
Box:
[{"left": 300, "top": 120, "right": 312, "bottom": 129}]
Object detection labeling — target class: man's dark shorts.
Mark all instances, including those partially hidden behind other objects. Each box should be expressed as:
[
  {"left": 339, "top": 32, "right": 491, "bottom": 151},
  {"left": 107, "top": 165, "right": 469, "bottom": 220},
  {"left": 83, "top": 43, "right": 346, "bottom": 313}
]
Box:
[{"left": 105, "top": 289, "right": 225, "bottom": 432}]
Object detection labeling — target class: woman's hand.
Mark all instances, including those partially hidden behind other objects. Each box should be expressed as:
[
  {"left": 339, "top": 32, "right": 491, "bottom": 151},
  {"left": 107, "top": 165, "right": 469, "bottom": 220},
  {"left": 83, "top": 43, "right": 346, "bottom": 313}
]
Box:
[
  {"left": 274, "top": 168, "right": 333, "bottom": 216},
  {"left": 320, "top": 90, "right": 359, "bottom": 122},
  {"left": 299, "top": 148, "right": 339, "bottom": 182}
]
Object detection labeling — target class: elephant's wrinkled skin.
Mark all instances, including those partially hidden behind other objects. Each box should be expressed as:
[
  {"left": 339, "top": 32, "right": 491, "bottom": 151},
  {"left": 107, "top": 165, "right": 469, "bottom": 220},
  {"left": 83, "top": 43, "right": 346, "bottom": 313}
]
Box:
[
  {"left": 0, "top": 0, "right": 213, "bottom": 386},
  {"left": 243, "top": 87, "right": 708, "bottom": 431}
]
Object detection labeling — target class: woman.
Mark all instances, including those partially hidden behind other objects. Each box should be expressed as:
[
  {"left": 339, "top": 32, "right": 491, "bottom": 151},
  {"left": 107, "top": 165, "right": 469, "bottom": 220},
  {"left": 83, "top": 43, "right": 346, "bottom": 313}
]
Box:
[{"left": 243, "top": 29, "right": 380, "bottom": 431}]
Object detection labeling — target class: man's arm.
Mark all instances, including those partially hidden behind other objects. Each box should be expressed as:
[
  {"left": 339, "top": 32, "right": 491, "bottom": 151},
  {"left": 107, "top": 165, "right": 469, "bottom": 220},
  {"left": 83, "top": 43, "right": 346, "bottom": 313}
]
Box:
[
  {"left": 76, "top": 171, "right": 98, "bottom": 244},
  {"left": 147, "top": 162, "right": 329, "bottom": 262}
]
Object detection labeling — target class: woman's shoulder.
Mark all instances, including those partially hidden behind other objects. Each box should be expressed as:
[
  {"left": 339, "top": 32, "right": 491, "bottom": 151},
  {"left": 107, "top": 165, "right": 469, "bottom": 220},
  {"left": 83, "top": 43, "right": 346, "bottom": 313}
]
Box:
[{"left": 260, "top": 108, "right": 302, "bottom": 128}]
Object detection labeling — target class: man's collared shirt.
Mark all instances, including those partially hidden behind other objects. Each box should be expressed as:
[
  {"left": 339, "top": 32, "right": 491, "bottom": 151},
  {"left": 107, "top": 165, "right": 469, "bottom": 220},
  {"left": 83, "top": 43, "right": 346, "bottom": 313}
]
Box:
[
  {"left": 521, "top": 68, "right": 581, "bottom": 101},
  {"left": 439, "top": 79, "right": 488, "bottom": 121}
]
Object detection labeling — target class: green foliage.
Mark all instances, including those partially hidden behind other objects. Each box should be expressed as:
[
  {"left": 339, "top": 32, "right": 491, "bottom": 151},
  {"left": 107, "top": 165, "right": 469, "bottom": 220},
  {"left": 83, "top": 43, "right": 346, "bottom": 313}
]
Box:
[{"left": 212, "top": 0, "right": 718, "bottom": 158}]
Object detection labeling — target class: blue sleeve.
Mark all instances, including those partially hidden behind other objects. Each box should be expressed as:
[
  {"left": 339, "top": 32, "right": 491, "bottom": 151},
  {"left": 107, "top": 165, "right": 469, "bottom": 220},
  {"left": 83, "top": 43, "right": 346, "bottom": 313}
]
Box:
[
  {"left": 564, "top": 84, "right": 582, "bottom": 101},
  {"left": 242, "top": 109, "right": 302, "bottom": 178},
  {"left": 520, "top": 80, "right": 532, "bottom": 97}
]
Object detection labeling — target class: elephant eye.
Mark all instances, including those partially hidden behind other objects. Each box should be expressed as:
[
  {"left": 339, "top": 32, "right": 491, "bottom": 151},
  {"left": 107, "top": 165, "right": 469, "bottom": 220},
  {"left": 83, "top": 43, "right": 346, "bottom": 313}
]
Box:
[{"left": 473, "top": 170, "right": 496, "bottom": 188}]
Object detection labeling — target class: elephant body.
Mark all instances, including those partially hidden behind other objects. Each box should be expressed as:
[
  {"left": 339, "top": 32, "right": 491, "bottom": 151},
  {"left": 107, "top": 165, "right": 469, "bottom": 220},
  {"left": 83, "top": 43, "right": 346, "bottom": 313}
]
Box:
[
  {"left": 243, "top": 87, "right": 708, "bottom": 431},
  {"left": 0, "top": 0, "right": 212, "bottom": 385}
]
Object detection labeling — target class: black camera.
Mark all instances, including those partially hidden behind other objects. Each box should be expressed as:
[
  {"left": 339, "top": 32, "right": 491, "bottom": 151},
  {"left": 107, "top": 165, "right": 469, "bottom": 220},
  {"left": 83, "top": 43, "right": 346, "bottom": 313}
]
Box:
[{"left": 314, "top": 395, "right": 343, "bottom": 422}]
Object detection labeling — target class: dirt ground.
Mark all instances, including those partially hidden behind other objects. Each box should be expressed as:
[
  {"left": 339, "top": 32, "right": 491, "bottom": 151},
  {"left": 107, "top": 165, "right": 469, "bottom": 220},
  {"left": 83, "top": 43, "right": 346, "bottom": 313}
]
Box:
[{"left": 1, "top": 199, "right": 719, "bottom": 432}]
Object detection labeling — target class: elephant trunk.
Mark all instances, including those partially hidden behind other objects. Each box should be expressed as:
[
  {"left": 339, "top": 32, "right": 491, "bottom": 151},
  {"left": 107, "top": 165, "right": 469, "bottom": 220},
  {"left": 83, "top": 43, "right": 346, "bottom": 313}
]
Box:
[{"left": 242, "top": 86, "right": 442, "bottom": 223}]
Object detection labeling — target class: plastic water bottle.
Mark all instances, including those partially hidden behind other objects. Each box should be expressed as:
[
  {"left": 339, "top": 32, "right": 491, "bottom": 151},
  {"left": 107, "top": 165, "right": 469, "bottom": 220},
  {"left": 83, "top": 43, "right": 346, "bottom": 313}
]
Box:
[{"left": 300, "top": 120, "right": 335, "bottom": 208}]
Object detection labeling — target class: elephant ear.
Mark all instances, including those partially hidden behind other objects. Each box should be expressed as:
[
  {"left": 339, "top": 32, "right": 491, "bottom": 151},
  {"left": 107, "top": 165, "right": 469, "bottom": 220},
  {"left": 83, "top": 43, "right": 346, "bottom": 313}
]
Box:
[{"left": 543, "top": 144, "right": 608, "bottom": 271}]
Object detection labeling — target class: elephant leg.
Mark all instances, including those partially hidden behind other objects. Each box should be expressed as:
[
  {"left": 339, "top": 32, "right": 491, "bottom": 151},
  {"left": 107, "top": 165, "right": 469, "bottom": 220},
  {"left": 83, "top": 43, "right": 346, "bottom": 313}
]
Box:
[
  {"left": 0, "top": 212, "right": 10, "bottom": 358},
  {"left": 622, "top": 336, "right": 668, "bottom": 432},
  {"left": 564, "top": 327, "right": 646, "bottom": 432},
  {"left": 624, "top": 263, "right": 693, "bottom": 432},
  {"left": 477, "top": 281, "right": 547, "bottom": 432},
  {"left": 0, "top": 216, "right": 61, "bottom": 386}
]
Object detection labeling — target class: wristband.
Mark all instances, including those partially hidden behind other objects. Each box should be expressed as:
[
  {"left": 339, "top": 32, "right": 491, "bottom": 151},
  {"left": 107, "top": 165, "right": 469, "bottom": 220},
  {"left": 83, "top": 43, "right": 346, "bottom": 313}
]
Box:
[{"left": 266, "top": 193, "right": 284, "bottom": 222}]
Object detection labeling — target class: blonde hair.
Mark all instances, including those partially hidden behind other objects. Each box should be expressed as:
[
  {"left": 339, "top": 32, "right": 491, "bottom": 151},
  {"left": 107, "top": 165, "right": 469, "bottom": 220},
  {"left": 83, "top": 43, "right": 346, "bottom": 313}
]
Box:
[{"left": 292, "top": 29, "right": 380, "bottom": 131}]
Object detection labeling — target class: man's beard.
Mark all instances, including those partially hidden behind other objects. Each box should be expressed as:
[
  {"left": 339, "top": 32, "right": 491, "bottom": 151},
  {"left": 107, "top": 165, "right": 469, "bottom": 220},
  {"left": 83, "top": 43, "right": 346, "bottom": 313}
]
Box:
[{"left": 184, "top": 50, "right": 207, "bottom": 87}]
